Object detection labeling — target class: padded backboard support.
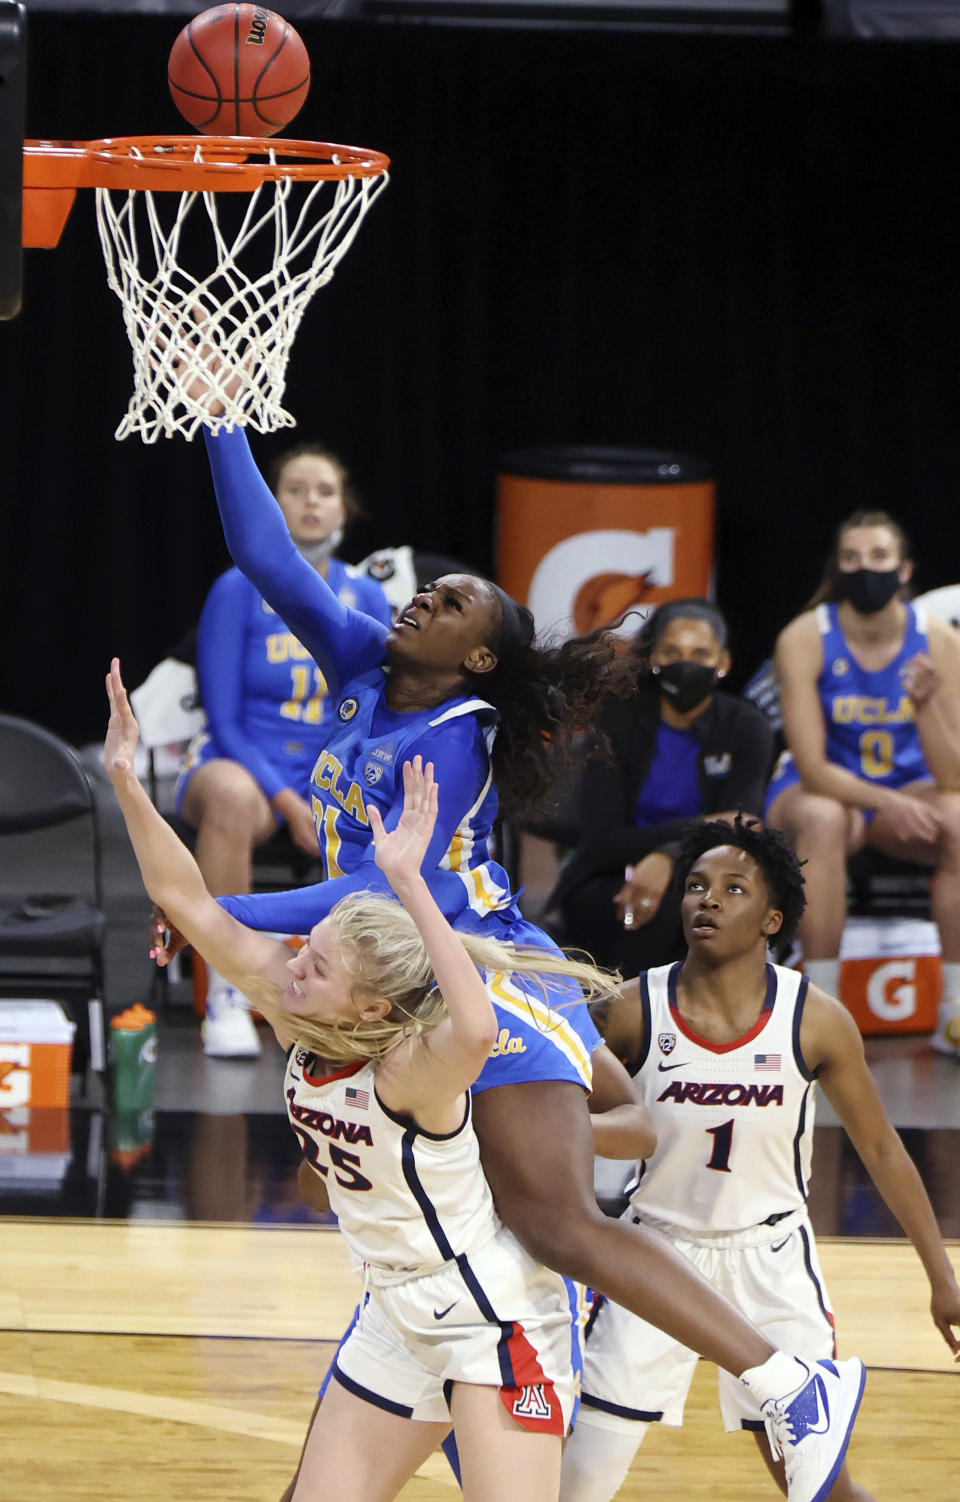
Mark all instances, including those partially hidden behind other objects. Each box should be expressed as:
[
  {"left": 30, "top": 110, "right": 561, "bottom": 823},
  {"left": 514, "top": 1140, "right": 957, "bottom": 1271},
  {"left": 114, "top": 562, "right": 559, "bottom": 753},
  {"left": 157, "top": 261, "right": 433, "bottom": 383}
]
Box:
[{"left": 0, "top": 2, "right": 24, "bottom": 320}]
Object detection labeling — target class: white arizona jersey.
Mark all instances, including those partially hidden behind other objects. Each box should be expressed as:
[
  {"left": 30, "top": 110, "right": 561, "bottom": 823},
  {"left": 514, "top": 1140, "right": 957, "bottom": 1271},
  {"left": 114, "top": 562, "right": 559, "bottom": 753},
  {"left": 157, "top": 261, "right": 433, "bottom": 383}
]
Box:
[
  {"left": 628, "top": 962, "right": 816, "bottom": 1236},
  {"left": 283, "top": 1046, "right": 500, "bottom": 1287}
]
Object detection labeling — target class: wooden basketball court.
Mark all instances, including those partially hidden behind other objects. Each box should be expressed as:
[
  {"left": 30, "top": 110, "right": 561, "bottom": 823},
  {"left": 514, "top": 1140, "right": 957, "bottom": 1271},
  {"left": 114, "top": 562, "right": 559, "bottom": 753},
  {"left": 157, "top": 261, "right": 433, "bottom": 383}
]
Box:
[{"left": 2, "top": 1219, "right": 956, "bottom": 1499}]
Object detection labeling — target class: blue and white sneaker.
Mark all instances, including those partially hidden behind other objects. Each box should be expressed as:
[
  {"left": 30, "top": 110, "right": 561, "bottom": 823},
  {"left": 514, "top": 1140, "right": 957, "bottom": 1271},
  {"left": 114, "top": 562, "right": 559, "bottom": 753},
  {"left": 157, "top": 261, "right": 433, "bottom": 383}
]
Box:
[
  {"left": 202, "top": 985, "right": 261, "bottom": 1059},
  {"left": 761, "top": 1357, "right": 866, "bottom": 1502}
]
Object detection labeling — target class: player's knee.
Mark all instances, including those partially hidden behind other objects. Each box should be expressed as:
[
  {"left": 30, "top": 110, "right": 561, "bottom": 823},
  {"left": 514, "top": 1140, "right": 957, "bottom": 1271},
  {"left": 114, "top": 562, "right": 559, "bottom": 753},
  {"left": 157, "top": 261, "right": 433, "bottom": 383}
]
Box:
[
  {"left": 933, "top": 790, "right": 960, "bottom": 855},
  {"left": 786, "top": 793, "right": 848, "bottom": 853},
  {"left": 197, "top": 764, "right": 270, "bottom": 831}
]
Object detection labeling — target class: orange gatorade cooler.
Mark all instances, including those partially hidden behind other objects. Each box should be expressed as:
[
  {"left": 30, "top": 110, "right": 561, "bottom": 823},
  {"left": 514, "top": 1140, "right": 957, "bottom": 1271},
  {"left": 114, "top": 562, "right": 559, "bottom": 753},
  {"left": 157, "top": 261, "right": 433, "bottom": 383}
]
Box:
[
  {"left": 838, "top": 917, "right": 940, "bottom": 1036},
  {"left": 496, "top": 447, "right": 716, "bottom": 638},
  {"left": 0, "top": 1000, "right": 75, "bottom": 1108}
]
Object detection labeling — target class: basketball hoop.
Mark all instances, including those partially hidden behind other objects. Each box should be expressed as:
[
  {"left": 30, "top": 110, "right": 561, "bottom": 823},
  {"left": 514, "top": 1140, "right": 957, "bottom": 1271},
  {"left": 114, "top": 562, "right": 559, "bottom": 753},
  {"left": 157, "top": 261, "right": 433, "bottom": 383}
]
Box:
[{"left": 23, "top": 135, "right": 390, "bottom": 442}]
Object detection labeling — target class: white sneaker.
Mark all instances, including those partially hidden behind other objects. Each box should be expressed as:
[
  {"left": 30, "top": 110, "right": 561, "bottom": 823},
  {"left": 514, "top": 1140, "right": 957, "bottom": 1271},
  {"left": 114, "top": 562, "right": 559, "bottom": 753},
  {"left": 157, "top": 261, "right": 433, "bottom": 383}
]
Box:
[
  {"left": 761, "top": 1357, "right": 865, "bottom": 1502},
  {"left": 930, "top": 1004, "right": 960, "bottom": 1058},
  {"left": 202, "top": 987, "right": 261, "bottom": 1059}
]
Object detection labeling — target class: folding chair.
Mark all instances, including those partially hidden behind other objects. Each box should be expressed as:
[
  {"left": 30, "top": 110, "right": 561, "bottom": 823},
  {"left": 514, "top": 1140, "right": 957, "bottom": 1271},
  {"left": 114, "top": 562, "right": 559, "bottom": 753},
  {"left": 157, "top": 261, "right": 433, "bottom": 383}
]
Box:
[{"left": 0, "top": 713, "right": 108, "bottom": 1096}]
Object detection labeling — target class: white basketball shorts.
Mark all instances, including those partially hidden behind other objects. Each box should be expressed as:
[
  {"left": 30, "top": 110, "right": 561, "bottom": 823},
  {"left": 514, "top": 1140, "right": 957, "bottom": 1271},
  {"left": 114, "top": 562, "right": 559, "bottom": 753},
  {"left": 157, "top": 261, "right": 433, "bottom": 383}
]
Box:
[
  {"left": 578, "top": 1209, "right": 836, "bottom": 1434},
  {"left": 333, "top": 1226, "right": 579, "bottom": 1436}
]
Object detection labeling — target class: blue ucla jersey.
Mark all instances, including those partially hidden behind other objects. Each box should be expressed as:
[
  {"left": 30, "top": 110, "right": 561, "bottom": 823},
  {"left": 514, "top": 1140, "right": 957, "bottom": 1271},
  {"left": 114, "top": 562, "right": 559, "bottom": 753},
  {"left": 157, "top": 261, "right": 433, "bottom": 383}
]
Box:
[
  {"left": 203, "top": 427, "right": 602, "bottom": 1093},
  {"left": 309, "top": 668, "right": 516, "bottom": 925},
  {"left": 177, "top": 561, "right": 391, "bottom": 807},
  {"left": 816, "top": 602, "right": 930, "bottom": 788}
]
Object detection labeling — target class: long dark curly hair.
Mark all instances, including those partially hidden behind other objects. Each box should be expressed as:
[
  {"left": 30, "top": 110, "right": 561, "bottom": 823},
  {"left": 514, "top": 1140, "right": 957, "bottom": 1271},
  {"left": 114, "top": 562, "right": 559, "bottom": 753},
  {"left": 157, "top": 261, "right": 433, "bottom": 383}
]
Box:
[{"left": 463, "top": 586, "right": 638, "bottom": 818}]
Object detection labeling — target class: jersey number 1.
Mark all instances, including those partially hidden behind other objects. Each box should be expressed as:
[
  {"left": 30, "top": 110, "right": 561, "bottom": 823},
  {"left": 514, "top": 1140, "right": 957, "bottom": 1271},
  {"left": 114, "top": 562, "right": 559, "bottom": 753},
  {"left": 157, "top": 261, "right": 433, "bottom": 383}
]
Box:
[{"left": 705, "top": 1118, "right": 734, "bottom": 1173}]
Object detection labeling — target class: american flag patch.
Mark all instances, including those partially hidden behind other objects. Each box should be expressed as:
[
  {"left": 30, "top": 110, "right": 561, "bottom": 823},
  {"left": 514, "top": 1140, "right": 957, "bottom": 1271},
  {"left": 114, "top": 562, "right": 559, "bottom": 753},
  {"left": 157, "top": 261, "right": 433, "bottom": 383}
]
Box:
[
  {"left": 345, "top": 1086, "right": 369, "bottom": 1109},
  {"left": 754, "top": 1053, "right": 781, "bottom": 1071}
]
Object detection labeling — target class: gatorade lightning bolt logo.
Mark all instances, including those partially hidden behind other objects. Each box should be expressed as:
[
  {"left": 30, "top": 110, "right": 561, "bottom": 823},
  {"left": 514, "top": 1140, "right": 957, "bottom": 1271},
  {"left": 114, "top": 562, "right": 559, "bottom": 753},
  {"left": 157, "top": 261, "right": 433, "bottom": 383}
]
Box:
[
  {"left": 0, "top": 1061, "right": 23, "bottom": 1086},
  {"left": 572, "top": 569, "right": 657, "bottom": 634}
]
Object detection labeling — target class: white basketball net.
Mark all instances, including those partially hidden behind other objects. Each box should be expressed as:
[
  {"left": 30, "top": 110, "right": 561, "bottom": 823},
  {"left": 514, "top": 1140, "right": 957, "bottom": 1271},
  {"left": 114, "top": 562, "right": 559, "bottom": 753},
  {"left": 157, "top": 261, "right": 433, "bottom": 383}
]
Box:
[{"left": 94, "top": 148, "right": 388, "bottom": 443}]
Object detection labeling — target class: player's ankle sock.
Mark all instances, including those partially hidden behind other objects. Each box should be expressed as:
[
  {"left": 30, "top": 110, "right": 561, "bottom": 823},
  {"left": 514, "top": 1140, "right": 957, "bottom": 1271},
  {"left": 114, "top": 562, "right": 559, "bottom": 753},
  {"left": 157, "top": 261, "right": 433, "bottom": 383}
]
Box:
[
  {"left": 803, "top": 959, "right": 839, "bottom": 995},
  {"left": 939, "top": 963, "right": 960, "bottom": 1015},
  {"left": 206, "top": 966, "right": 230, "bottom": 999},
  {"left": 737, "top": 1351, "right": 808, "bottom": 1404}
]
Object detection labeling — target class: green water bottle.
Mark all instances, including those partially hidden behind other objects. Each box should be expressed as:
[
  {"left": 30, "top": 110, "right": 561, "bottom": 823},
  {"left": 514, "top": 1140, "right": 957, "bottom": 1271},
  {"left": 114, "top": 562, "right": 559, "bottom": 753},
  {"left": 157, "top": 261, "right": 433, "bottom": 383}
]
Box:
[{"left": 109, "top": 1004, "right": 157, "bottom": 1112}]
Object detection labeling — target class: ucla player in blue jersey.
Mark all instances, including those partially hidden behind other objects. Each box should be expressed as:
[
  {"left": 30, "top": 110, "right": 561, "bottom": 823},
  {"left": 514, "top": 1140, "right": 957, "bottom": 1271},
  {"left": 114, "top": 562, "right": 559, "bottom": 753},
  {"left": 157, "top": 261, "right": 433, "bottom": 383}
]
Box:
[
  {"left": 177, "top": 442, "right": 392, "bottom": 1056},
  {"left": 766, "top": 511, "right": 960, "bottom": 1059},
  {"left": 561, "top": 817, "right": 960, "bottom": 1502},
  {"left": 153, "top": 347, "right": 872, "bottom": 1499}
]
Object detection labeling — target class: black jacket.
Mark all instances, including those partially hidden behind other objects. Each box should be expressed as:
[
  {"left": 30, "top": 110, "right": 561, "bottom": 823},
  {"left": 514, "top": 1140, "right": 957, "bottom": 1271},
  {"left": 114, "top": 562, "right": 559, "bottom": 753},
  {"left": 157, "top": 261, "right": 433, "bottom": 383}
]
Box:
[{"left": 553, "top": 683, "right": 775, "bottom": 900}]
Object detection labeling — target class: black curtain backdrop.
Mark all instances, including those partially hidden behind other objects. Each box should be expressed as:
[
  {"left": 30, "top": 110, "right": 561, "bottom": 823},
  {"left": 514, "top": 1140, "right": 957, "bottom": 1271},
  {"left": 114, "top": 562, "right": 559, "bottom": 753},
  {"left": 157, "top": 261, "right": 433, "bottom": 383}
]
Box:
[{"left": 3, "top": 19, "right": 960, "bottom": 743}]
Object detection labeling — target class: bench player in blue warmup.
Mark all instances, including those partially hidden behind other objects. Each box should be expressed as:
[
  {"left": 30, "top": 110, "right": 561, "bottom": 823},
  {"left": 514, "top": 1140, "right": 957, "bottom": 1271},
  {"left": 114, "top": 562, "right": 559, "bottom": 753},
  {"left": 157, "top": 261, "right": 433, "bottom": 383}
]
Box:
[{"left": 767, "top": 510, "right": 960, "bottom": 1057}]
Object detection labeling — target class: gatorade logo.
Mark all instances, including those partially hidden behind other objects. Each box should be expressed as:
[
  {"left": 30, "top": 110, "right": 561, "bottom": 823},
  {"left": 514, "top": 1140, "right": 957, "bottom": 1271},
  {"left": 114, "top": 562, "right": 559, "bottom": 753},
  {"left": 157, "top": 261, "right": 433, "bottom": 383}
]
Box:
[
  {"left": 866, "top": 960, "right": 917, "bottom": 1022},
  {"left": 529, "top": 528, "right": 675, "bottom": 640}
]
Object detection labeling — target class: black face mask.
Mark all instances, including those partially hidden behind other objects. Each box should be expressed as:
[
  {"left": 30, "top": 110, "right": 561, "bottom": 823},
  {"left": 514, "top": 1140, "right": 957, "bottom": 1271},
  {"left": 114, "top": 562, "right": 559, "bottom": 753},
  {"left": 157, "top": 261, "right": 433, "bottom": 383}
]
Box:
[
  {"left": 836, "top": 567, "right": 902, "bottom": 615},
  {"left": 653, "top": 660, "right": 718, "bottom": 714}
]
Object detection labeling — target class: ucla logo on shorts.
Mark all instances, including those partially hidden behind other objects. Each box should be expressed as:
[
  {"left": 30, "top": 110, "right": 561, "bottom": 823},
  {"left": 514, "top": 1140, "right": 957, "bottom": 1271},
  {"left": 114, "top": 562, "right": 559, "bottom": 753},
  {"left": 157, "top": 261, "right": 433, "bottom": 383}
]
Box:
[
  {"left": 338, "top": 697, "right": 359, "bottom": 722},
  {"left": 363, "top": 762, "right": 383, "bottom": 786},
  {"left": 831, "top": 657, "right": 849, "bottom": 677},
  {"left": 489, "top": 1028, "right": 527, "bottom": 1057},
  {"left": 659, "top": 1031, "right": 676, "bottom": 1054}
]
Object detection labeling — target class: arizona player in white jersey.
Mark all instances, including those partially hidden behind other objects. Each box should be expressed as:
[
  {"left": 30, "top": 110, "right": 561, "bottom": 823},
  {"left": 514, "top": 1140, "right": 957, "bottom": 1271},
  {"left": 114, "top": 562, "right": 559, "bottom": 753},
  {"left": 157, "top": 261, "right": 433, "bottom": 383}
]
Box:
[
  {"left": 104, "top": 658, "right": 639, "bottom": 1500},
  {"left": 560, "top": 817, "right": 960, "bottom": 1502}
]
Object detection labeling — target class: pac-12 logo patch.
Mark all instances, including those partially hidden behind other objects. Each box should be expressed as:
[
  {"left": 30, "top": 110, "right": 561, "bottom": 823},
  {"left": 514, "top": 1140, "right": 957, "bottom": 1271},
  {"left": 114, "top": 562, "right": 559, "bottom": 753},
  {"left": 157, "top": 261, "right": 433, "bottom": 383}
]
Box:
[
  {"left": 659, "top": 1032, "right": 676, "bottom": 1054},
  {"left": 363, "top": 762, "right": 383, "bottom": 786},
  {"left": 338, "top": 697, "right": 359, "bottom": 722},
  {"left": 831, "top": 657, "right": 849, "bottom": 677}
]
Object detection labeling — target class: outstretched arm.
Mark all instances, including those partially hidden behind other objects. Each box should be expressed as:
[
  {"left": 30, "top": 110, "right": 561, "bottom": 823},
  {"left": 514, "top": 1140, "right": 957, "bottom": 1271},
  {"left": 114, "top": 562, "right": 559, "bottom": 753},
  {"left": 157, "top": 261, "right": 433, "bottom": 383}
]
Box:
[
  {"left": 803, "top": 985, "right": 960, "bottom": 1359},
  {"left": 370, "top": 758, "right": 498, "bottom": 1114},
  {"left": 104, "top": 659, "right": 292, "bottom": 1021},
  {"left": 203, "top": 427, "right": 388, "bottom": 695}
]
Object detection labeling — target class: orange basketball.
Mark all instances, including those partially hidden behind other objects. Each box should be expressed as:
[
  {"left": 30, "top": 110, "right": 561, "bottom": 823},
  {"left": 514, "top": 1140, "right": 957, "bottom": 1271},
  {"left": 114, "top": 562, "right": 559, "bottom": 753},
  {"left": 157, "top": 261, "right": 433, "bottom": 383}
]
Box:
[{"left": 168, "top": 4, "right": 311, "bottom": 138}]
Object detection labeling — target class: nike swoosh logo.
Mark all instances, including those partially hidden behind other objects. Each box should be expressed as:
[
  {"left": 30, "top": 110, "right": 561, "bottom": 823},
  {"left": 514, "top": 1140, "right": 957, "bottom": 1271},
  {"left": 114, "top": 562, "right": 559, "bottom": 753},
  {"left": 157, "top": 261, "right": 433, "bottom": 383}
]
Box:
[
  {"left": 808, "top": 1375, "right": 830, "bottom": 1434},
  {"left": 433, "top": 1301, "right": 458, "bottom": 1320},
  {"left": 771, "top": 1237, "right": 790, "bottom": 1253},
  {"left": 657, "top": 1060, "right": 687, "bottom": 1071}
]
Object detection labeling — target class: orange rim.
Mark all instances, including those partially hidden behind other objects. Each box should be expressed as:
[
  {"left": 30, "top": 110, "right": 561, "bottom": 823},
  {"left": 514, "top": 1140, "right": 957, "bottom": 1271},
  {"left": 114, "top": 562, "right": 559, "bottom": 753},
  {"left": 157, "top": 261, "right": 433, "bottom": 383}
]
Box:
[{"left": 23, "top": 135, "right": 390, "bottom": 193}]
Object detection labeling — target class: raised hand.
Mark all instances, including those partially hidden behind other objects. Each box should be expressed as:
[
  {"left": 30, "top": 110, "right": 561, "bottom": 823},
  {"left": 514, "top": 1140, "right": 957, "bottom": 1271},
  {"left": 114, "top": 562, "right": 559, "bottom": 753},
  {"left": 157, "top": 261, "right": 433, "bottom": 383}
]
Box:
[
  {"left": 161, "top": 305, "right": 250, "bottom": 417},
  {"left": 148, "top": 903, "right": 190, "bottom": 969},
  {"left": 104, "top": 657, "right": 140, "bottom": 782},
  {"left": 368, "top": 757, "right": 438, "bottom": 892}
]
